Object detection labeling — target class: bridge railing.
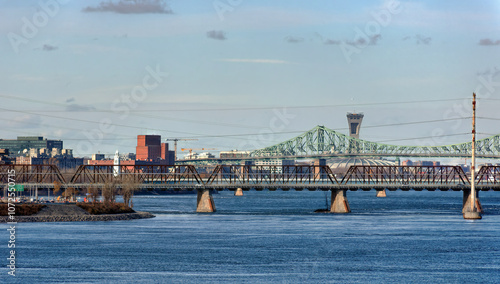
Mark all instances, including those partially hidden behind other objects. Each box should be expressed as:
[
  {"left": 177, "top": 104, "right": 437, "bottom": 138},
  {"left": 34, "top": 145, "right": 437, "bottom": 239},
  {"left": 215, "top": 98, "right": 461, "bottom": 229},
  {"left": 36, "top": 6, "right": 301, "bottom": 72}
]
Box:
[
  {"left": 0, "top": 164, "right": 66, "bottom": 185},
  {"left": 70, "top": 165, "right": 204, "bottom": 186},
  {"left": 341, "top": 166, "right": 470, "bottom": 186},
  {"left": 205, "top": 165, "right": 338, "bottom": 186}
]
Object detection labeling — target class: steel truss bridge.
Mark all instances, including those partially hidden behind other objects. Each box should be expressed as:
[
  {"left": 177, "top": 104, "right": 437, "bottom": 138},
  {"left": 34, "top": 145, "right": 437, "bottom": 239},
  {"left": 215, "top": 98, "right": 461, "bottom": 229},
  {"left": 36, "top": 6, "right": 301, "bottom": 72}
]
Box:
[
  {"left": 1, "top": 164, "right": 499, "bottom": 214},
  {"left": 177, "top": 125, "right": 500, "bottom": 164}
]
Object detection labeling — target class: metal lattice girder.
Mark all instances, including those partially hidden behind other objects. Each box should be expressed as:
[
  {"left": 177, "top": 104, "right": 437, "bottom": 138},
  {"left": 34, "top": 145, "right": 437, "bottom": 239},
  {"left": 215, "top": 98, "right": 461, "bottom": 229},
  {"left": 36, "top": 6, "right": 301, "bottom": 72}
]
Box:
[
  {"left": 250, "top": 125, "right": 500, "bottom": 158},
  {"left": 476, "top": 166, "right": 500, "bottom": 185},
  {"left": 70, "top": 165, "right": 203, "bottom": 185},
  {"left": 341, "top": 165, "right": 469, "bottom": 186},
  {"left": 206, "top": 165, "right": 338, "bottom": 186},
  {"left": 0, "top": 164, "right": 66, "bottom": 184}
]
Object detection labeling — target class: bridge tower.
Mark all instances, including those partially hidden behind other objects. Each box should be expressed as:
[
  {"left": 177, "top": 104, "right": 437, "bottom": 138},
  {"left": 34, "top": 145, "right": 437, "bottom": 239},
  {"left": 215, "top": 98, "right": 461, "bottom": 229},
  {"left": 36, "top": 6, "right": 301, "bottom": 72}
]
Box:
[{"left": 346, "top": 113, "right": 364, "bottom": 139}]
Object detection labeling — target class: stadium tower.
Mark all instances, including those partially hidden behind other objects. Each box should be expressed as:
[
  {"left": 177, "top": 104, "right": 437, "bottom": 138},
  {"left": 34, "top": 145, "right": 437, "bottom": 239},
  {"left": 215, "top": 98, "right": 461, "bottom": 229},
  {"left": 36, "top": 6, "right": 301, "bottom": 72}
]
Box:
[{"left": 346, "top": 113, "right": 364, "bottom": 139}]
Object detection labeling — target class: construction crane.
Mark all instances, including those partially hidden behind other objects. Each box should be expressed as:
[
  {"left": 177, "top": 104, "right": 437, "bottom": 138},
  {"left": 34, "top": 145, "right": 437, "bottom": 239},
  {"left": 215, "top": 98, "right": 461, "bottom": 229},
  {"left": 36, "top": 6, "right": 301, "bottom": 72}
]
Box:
[{"left": 165, "top": 138, "right": 198, "bottom": 161}]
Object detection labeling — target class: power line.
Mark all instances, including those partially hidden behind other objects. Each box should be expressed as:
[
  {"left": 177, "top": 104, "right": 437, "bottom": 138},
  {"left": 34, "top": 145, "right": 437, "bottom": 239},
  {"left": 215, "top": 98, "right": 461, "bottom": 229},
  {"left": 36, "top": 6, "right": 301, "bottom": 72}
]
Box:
[
  {"left": 0, "top": 109, "right": 476, "bottom": 142},
  {"left": 375, "top": 133, "right": 470, "bottom": 143},
  {"left": 477, "top": 116, "right": 500, "bottom": 121},
  {"left": 0, "top": 94, "right": 468, "bottom": 112}
]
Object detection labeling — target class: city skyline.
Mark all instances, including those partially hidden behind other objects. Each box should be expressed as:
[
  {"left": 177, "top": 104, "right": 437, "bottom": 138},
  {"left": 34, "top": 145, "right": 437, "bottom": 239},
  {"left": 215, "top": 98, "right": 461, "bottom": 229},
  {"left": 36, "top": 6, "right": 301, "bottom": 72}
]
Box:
[{"left": 1, "top": 0, "right": 499, "bottom": 157}]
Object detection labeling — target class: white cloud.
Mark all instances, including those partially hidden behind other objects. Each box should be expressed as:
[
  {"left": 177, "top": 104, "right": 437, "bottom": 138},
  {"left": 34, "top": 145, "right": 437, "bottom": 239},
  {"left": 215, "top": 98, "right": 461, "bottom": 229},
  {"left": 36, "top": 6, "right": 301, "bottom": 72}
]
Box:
[{"left": 83, "top": 0, "right": 173, "bottom": 14}]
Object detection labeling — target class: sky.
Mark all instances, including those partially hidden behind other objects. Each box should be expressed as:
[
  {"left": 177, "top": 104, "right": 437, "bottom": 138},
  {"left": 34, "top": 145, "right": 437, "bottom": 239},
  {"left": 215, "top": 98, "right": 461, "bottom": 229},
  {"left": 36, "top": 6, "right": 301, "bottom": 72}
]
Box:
[{"left": 1, "top": 0, "right": 500, "bottom": 160}]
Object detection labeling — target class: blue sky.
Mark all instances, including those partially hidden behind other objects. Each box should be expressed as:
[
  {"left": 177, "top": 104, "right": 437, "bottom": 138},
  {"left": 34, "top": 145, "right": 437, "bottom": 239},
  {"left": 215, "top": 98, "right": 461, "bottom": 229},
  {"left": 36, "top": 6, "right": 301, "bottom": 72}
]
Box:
[{"left": 1, "top": 0, "right": 500, "bottom": 159}]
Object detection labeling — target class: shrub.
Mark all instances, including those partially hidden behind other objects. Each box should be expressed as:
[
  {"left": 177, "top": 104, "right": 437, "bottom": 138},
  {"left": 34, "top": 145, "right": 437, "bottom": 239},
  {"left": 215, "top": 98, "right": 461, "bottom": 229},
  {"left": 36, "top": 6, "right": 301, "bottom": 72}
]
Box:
[{"left": 77, "top": 202, "right": 135, "bottom": 215}]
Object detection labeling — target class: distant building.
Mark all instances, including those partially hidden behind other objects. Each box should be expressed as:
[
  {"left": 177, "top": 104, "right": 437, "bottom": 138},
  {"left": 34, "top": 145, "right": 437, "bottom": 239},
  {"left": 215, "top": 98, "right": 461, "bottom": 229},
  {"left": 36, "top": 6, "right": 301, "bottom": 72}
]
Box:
[
  {"left": 220, "top": 150, "right": 251, "bottom": 159},
  {"left": 255, "top": 159, "right": 294, "bottom": 173},
  {"left": 136, "top": 135, "right": 161, "bottom": 160},
  {"left": 413, "top": 161, "right": 435, "bottom": 167},
  {"left": 198, "top": 152, "right": 215, "bottom": 159},
  {"left": 136, "top": 135, "right": 174, "bottom": 163},
  {"left": 255, "top": 159, "right": 294, "bottom": 166},
  {"left": 122, "top": 153, "right": 136, "bottom": 160},
  {"left": 346, "top": 113, "right": 364, "bottom": 139},
  {"left": 88, "top": 134, "right": 174, "bottom": 166},
  {"left": 0, "top": 136, "right": 62, "bottom": 157},
  {"left": 402, "top": 160, "right": 413, "bottom": 166},
  {"left": 92, "top": 153, "right": 105, "bottom": 160},
  {"left": 16, "top": 156, "right": 84, "bottom": 169},
  {"left": 0, "top": 149, "right": 12, "bottom": 164},
  {"left": 62, "top": 149, "right": 73, "bottom": 158}
]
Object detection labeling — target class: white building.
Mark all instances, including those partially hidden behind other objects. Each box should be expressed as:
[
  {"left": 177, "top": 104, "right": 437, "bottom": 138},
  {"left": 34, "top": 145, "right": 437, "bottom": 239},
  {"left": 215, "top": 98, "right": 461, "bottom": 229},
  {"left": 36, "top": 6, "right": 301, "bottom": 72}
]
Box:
[{"left": 255, "top": 159, "right": 295, "bottom": 173}]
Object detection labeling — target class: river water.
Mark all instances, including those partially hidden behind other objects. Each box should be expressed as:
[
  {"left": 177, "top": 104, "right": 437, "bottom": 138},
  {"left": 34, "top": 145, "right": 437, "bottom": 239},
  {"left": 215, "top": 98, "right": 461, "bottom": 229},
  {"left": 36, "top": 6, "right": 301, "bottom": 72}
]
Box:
[{"left": 2, "top": 190, "right": 500, "bottom": 283}]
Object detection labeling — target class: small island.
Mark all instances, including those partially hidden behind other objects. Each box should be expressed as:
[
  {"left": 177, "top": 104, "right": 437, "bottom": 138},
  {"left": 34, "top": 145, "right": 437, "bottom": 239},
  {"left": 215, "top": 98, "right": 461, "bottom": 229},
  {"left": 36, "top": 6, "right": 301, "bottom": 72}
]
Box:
[{"left": 0, "top": 202, "right": 155, "bottom": 223}]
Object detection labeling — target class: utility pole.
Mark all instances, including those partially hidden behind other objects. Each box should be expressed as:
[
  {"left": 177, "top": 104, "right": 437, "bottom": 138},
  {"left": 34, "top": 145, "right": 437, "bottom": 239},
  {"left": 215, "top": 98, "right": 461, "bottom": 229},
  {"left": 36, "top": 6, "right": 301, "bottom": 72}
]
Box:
[
  {"left": 464, "top": 93, "right": 481, "bottom": 219},
  {"left": 471, "top": 93, "right": 476, "bottom": 211}
]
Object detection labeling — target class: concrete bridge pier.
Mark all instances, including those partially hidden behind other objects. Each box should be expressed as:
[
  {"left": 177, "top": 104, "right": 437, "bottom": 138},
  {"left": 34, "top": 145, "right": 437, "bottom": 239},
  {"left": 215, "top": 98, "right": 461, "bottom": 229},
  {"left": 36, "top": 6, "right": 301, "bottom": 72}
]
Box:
[
  {"left": 197, "top": 189, "right": 216, "bottom": 213},
  {"left": 330, "top": 189, "right": 350, "bottom": 213},
  {"left": 376, "top": 189, "right": 387, "bottom": 198},
  {"left": 234, "top": 188, "right": 243, "bottom": 196},
  {"left": 462, "top": 188, "right": 483, "bottom": 214}
]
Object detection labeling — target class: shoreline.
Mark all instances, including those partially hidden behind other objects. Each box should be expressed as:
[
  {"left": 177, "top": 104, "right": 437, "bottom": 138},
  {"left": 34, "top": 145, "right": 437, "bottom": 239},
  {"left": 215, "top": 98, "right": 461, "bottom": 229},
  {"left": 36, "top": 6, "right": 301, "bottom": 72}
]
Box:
[
  {"left": 0, "top": 204, "right": 155, "bottom": 223},
  {"left": 0, "top": 211, "right": 155, "bottom": 223}
]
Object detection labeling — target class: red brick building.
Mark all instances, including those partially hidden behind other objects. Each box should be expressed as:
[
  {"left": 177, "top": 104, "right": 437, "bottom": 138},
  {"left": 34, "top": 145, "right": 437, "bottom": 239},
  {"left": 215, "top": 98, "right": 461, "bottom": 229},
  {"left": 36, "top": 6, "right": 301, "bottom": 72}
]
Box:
[
  {"left": 88, "top": 135, "right": 175, "bottom": 166},
  {"left": 136, "top": 135, "right": 173, "bottom": 162}
]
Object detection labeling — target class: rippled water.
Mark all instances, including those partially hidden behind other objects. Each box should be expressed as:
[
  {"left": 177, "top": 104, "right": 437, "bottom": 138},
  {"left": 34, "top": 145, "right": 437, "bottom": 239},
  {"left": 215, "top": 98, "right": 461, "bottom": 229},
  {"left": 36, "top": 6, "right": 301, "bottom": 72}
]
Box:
[{"left": 2, "top": 190, "right": 500, "bottom": 283}]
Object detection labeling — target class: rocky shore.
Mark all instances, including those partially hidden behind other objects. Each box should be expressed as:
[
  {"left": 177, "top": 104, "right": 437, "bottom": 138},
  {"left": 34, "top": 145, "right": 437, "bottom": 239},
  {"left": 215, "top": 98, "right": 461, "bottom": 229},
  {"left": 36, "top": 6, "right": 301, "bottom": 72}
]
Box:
[{"left": 0, "top": 204, "right": 155, "bottom": 223}]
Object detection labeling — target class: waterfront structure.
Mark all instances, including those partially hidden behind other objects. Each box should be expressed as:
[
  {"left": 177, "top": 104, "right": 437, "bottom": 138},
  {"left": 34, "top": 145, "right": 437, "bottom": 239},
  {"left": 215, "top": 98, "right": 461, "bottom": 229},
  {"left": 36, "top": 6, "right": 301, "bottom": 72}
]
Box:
[{"left": 0, "top": 136, "right": 63, "bottom": 157}]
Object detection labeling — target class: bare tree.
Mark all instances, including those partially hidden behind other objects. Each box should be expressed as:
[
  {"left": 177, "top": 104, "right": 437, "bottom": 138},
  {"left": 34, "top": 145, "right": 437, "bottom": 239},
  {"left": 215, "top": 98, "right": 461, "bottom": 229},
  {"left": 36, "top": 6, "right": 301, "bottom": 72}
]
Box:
[
  {"left": 120, "top": 175, "right": 140, "bottom": 208},
  {"left": 102, "top": 180, "right": 117, "bottom": 204},
  {"left": 87, "top": 185, "right": 99, "bottom": 204},
  {"left": 53, "top": 181, "right": 62, "bottom": 196},
  {"left": 62, "top": 187, "right": 76, "bottom": 202}
]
